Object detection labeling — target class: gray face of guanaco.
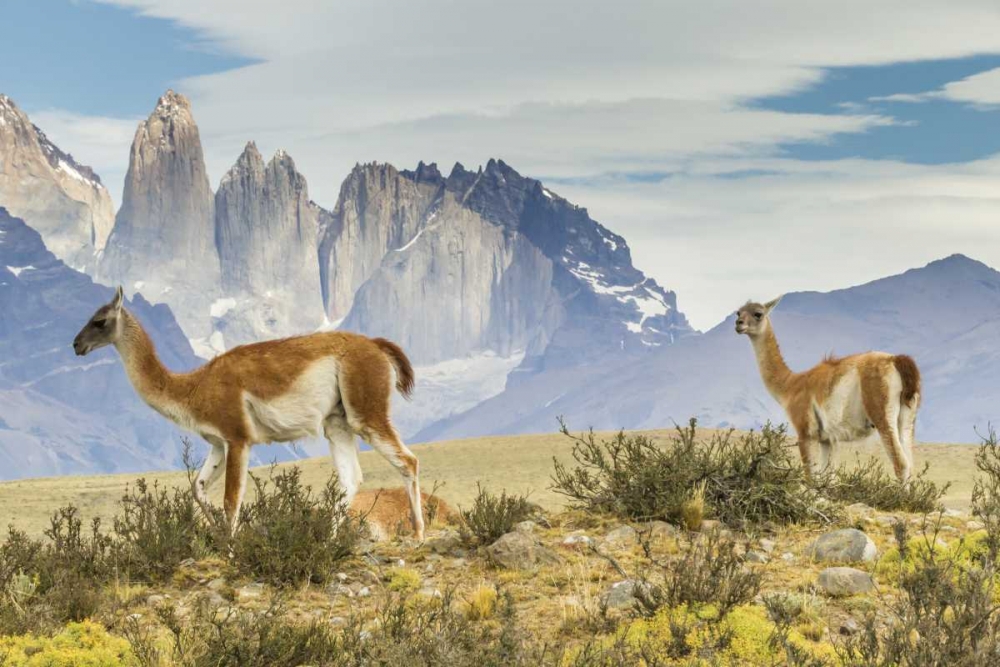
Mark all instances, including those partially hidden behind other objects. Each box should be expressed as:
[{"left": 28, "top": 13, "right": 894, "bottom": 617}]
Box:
[
  {"left": 73, "top": 286, "right": 125, "bottom": 356},
  {"left": 735, "top": 296, "right": 782, "bottom": 337}
]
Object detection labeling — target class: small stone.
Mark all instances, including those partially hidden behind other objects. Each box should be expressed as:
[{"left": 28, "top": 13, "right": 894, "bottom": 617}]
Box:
[
  {"left": 488, "top": 531, "right": 560, "bottom": 569},
  {"left": 206, "top": 577, "right": 227, "bottom": 591},
  {"left": 781, "top": 552, "right": 796, "bottom": 562},
  {"left": 601, "top": 579, "right": 651, "bottom": 610},
  {"left": 562, "top": 532, "right": 594, "bottom": 548},
  {"left": 745, "top": 550, "right": 769, "bottom": 563},
  {"left": 839, "top": 618, "right": 861, "bottom": 636},
  {"left": 358, "top": 586, "right": 371, "bottom": 597},
  {"left": 817, "top": 567, "right": 875, "bottom": 597},
  {"left": 968, "top": 520, "right": 986, "bottom": 531},
  {"left": 336, "top": 572, "right": 348, "bottom": 583},
  {"left": 759, "top": 538, "right": 777, "bottom": 554},
  {"left": 179, "top": 558, "right": 196, "bottom": 568},
  {"left": 146, "top": 594, "right": 166, "bottom": 606},
  {"left": 602, "top": 525, "right": 638, "bottom": 549},
  {"left": 514, "top": 521, "right": 537, "bottom": 533},
  {"left": 396, "top": 559, "right": 406, "bottom": 567},
  {"left": 942, "top": 508, "right": 965, "bottom": 518},
  {"left": 236, "top": 583, "right": 265, "bottom": 602},
  {"left": 425, "top": 529, "right": 462, "bottom": 555},
  {"left": 641, "top": 521, "right": 678, "bottom": 539},
  {"left": 809, "top": 529, "right": 877, "bottom": 563},
  {"left": 330, "top": 616, "right": 347, "bottom": 627},
  {"left": 418, "top": 587, "right": 442, "bottom": 599}
]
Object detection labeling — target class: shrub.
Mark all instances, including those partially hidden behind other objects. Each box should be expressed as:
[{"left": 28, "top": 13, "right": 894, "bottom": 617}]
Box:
[
  {"left": 0, "top": 620, "right": 132, "bottom": 666},
  {"left": 459, "top": 483, "right": 534, "bottom": 545},
  {"left": 112, "top": 478, "right": 211, "bottom": 581},
  {"left": 553, "top": 419, "right": 831, "bottom": 528},
  {"left": 633, "top": 529, "right": 763, "bottom": 619},
  {"left": 819, "top": 459, "right": 948, "bottom": 514},
  {"left": 972, "top": 427, "right": 1000, "bottom": 562},
  {"left": 230, "top": 467, "right": 361, "bottom": 585}
]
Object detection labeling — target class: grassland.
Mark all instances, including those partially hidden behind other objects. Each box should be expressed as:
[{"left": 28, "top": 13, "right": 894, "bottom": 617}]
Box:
[{"left": 0, "top": 427, "right": 980, "bottom": 536}]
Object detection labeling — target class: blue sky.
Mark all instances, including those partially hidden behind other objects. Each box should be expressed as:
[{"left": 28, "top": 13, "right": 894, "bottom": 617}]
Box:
[{"left": 4, "top": 1, "right": 1000, "bottom": 329}]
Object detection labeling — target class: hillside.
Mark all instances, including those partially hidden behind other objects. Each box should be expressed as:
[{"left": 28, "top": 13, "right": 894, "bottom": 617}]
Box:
[
  {"left": 422, "top": 254, "right": 1000, "bottom": 444},
  {"left": 0, "top": 430, "right": 978, "bottom": 537}
]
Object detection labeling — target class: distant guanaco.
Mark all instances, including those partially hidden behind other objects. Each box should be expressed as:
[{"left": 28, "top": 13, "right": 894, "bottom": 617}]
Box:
[
  {"left": 735, "top": 296, "right": 920, "bottom": 482},
  {"left": 73, "top": 287, "right": 424, "bottom": 538}
]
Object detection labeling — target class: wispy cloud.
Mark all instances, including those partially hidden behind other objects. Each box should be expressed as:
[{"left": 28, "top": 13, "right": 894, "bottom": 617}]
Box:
[{"left": 871, "top": 67, "right": 1000, "bottom": 109}]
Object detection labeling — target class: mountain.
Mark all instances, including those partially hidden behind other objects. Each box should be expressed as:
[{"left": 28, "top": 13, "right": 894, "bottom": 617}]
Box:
[
  {"left": 0, "top": 94, "right": 114, "bottom": 270},
  {"left": 318, "top": 159, "right": 694, "bottom": 433},
  {"left": 323, "top": 159, "right": 692, "bottom": 365},
  {"left": 0, "top": 207, "right": 205, "bottom": 478},
  {"left": 420, "top": 254, "right": 1000, "bottom": 444},
  {"left": 213, "top": 142, "right": 326, "bottom": 347},
  {"left": 97, "top": 90, "right": 219, "bottom": 340}
]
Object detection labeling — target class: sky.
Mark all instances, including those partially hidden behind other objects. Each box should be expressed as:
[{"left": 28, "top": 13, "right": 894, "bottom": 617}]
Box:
[{"left": 3, "top": 0, "right": 1000, "bottom": 330}]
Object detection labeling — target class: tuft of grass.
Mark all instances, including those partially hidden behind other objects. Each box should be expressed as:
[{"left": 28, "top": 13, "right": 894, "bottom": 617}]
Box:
[
  {"left": 680, "top": 480, "right": 707, "bottom": 532},
  {"left": 230, "top": 466, "right": 362, "bottom": 586},
  {"left": 386, "top": 568, "right": 422, "bottom": 594},
  {"left": 463, "top": 585, "right": 499, "bottom": 621},
  {"left": 553, "top": 418, "right": 832, "bottom": 529},
  {"left": 819, "top": 459, "right": 948, "bottom": 514},
  {"left": 459, "top": 483, "right": 535, "bottom": 546}
]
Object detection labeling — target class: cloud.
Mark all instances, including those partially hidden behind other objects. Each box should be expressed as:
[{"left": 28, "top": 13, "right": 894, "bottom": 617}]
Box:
[
  {"left": 553, "top": 156, "right": 1000, "bottom": 329},
  {"left": 872, "top": 67, "right": 1000, "bottom": 109}
]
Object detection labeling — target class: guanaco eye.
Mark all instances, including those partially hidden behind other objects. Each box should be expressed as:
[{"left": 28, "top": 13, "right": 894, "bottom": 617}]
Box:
[
  {"left": 754, "top": 313, "right": 763, "bottom": 320},
  {"left": 93, "top": 319, "right": 106, "bottom": 329}
]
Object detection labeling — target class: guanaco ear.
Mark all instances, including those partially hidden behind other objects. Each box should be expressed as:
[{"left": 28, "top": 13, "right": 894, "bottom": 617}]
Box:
[
  {"left": 763, "top": 295, "right": 783, "bottom": 313},
  {"left": 111, "top": 286, "right": 124, "bottom": 312}
]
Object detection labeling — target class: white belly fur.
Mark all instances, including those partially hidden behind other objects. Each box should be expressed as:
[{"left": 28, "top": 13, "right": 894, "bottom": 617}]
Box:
[
  {"left": 811, "top": 369, "right": 872, "bottom": 443},
  {"left": 242, "top": 357, "right": 340, "bottom": 444}
]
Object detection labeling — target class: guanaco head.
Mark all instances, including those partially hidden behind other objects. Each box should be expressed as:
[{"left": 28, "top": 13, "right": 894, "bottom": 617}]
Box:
[
  {"left": 735, "top": 296, "right": 781, "bottom": 337},
  {"left": 73, "top": 286, "right": 125, "bottom": 356}
]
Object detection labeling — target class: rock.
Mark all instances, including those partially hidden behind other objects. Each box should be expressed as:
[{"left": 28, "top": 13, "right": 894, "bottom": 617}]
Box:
[
  {"left": 418, "top": 587, "right": 442, "bottom": 599},
  {"left": 601, "top": 580, "right": 652, "bottom": 610},
  {"left": 98, "top": 90, "right": 220, "bottom": 338},
  {"left": 336, "top": 572, "right": 348, "bottom": 583},
  {"left": 759, "top": 538, "right": 777, "bottom": 554},
  {"left": 236, "top": 583, "right": 266, "bottom": 603},
  {"left": 426, "top": 529, "right": 462, "bottom": 555},
  {"left": 839, "top": 618, "right": 861, "bottom": 636},
  {"left": 328, "top": 584, "right": 354, "bottom": 598},
  {"left": 968, "top": 520, "right": 986, "bottom": 531},
  {"left": 206, "top": 578, "right": 227, "bottom": 592},
  {"left": 146, "top": 594, "right": 166, "bottom": 606},
  {"left": 817, "top": 567, "right": 875, "bottom": 597},
  {"left": 942, "top": 508, "right": 965, "bottom": 518},
  {"left": 781, "top": 552, "right": 796, "bottom": 563},
  {"left": 487, "top": 531, "right": 560, "bottom": 569},
  {"left": 514, "top": 521, "right": 538, "bottom": 533},
  {"left": 745, "top": 550, "right": 769, "bottom": 563},
  {"left": 602, "top": 525, "right": 638, "bottom": 549},
  {"left": 809, "top": 529, "right": 877, "bottom": 563},
  {"left": 641, "top": 521, "right": 677, "bottom": 539},
  {"left": 0, "top": 94, "right": 115, "bottom": 268},
  {"left": 358, "top": 586, "right": 372, "bottom": 598},
  {"left": 562, "top": 532, "right": 595, "bottom": 548},
  {"left": 213, "top": 142, "right": 326, "bottom": 345}
]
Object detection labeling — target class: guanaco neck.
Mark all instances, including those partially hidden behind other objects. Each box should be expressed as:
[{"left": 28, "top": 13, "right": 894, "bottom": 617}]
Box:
[
  {"left": 114, "top": 310, "right": 185, "bottom": 408},
  {"left": 749, "top": 323, "right": 794, "bottom": 402}
]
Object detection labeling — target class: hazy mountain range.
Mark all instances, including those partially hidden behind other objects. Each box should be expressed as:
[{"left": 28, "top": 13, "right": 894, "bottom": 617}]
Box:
[{"left": 0, "top": 89, "right": 997, "bottom": 478}]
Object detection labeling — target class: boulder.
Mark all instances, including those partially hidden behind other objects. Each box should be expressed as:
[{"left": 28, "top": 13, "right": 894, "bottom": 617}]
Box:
[
  {"left": 817, "top": 567, "right": 875, "bottom": 597},
  {"left": 486, "top": 531, "right": 559, "bottom": 569},
  {"left": 809, "top": 529, "right": 877, "bottom": 563}
]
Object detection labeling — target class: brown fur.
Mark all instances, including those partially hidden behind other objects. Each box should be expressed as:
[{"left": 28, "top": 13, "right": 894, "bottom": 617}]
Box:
[
  {"left": 893, "top": 354, "right": 921, "bottom": 405},
  {"left": 351, "top": 488, "right": 455, "bottom": 541},
  {"left": 372, "top": 338, "right": 415, "bottom": 399}
]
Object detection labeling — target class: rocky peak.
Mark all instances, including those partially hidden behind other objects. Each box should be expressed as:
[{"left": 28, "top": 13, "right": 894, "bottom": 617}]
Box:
[
  {"left": 401, "top": 161, "right": 444, "bottom": 185},
  {"left": 213, "top": 145, "right": 324, "bottom": 345},
  {"left": 97, "top": 89, "right": 218, "bottom": 338},
  {"left": 0, "top": 93, "right": 114, "bottom": 264}
]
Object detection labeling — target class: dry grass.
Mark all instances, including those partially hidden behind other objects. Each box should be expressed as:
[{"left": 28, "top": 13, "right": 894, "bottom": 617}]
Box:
[{"left": 0, "top": 428, "right": 978, "bottom": 536}]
